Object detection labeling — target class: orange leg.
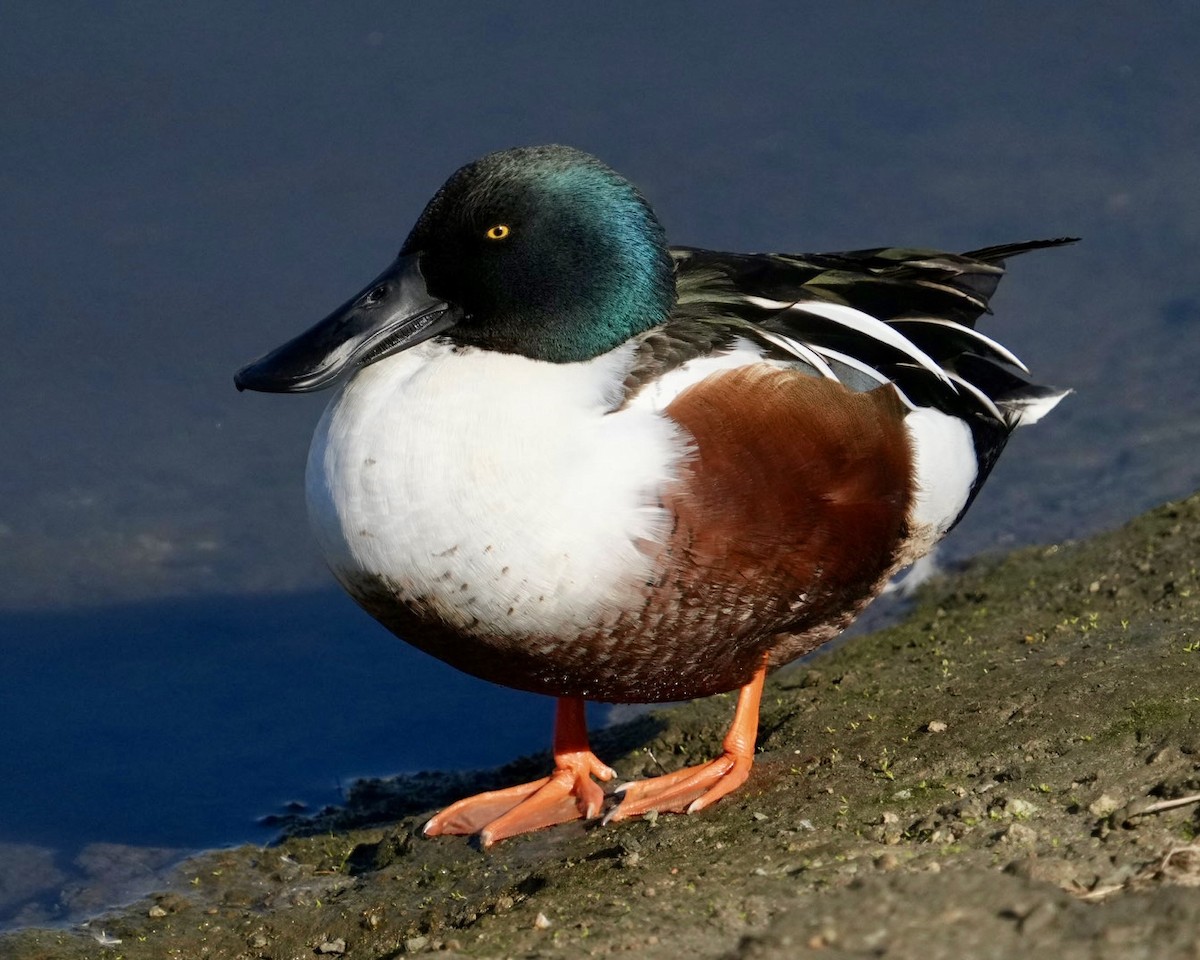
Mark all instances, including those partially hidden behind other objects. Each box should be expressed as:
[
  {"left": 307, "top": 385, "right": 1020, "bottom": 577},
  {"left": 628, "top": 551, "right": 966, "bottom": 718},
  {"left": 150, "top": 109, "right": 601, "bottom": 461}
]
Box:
[
  {"left": 423, "top": 697, "right": 615, "bottom": 847},
  {"left": 607, "top": 660, "right": 766, "bottom": 822}
]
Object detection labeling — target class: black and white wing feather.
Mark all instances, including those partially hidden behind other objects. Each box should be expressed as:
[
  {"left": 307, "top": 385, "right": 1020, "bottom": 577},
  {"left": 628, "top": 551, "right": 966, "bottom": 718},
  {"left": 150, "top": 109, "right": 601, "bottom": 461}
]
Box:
[{"left": 619, "top": 238, "right": 1074, "bottom": 503}]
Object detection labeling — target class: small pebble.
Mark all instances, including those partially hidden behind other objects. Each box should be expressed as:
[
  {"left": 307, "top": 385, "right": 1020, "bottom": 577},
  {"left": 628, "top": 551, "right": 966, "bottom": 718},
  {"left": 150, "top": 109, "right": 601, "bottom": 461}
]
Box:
[
  {"left": 875, "top": 852, "right": 900, "bottom": 872},
  {"left": 807, "top": 926, "right": 838, "bottom": 948},
  {"left": 534, "top": 912, "right": 552, "bottom": 929},
  {"left": 1019, "top": 901, "right": 1060, "bottom": 935},
  {"left": 317, "top": 937, "right": 347, "bottom": 955},
  {"left": 1000, "top": 822, "right": 1038, "bottom": 845},
  {"left": 1088, "top": 794, "right": 1120, "bottom": 817},
  {"left": 927, "top": 720, "right": 948, "bottom": 733},
  {"left": 404, "top": 935, "right": 428, "bottom": 953},
  {"left": 147, "top": 905, "right": 167, "bottom": 918}
]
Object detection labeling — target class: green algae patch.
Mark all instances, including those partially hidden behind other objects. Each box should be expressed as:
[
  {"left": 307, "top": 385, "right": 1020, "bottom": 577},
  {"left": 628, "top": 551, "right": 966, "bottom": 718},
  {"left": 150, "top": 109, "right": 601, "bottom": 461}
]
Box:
[{"left": 5, "top": 493, "right": 1200, "bottom": 959}]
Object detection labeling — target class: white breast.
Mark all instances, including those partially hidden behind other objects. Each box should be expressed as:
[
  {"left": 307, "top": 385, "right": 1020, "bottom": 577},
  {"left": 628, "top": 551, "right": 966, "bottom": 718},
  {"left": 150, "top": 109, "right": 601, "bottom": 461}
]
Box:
[{"left": 305, "top": 341, "right": 688, "bottom": 637}]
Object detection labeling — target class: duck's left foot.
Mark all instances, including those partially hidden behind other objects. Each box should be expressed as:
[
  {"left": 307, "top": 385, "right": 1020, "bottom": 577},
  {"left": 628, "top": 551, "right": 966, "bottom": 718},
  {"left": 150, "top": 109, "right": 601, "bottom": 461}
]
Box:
[
  {"left": 423, "top": 697, "right": 614, "bottom": 847},
  {"left": 606, "top": 748, "right": 752, "bottom": 820},
  {"left": 606, "top": 659, "right": 767, "bottom": 823}
]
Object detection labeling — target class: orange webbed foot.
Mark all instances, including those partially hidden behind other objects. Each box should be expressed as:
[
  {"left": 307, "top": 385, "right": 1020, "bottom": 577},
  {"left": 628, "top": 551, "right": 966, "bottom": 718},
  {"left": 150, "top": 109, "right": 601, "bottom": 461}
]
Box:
[
  {"left": 605, "top": 749, "right": 752, "bottom": 821},
  {"left": 424, "top": 750, "right": 614, "bottom": 846},
  {"left": 606, "top": 660, "right": 766, "bottom": 823},
  {"left": 422, "top": 698, "right": 615, "bottom": 847}
]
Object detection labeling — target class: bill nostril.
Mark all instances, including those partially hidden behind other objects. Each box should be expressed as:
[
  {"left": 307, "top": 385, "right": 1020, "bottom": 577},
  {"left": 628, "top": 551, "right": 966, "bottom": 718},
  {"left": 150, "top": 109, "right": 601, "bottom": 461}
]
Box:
[{"left": 361, "top": 284, "right": 387, "bottom": 306}]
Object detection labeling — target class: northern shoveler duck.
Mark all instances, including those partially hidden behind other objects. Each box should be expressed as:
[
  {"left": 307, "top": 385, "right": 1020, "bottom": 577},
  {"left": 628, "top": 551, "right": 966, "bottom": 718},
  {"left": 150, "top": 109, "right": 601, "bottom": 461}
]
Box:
[{"left": 236, "top": 145, "right": 1072, "bottom": 846}]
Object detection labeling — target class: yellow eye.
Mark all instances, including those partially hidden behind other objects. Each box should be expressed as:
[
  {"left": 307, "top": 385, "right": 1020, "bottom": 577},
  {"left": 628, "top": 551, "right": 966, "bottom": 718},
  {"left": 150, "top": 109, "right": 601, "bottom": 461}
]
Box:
[{"left": 485, "top": 224, "right": 510, "bottom": 240}]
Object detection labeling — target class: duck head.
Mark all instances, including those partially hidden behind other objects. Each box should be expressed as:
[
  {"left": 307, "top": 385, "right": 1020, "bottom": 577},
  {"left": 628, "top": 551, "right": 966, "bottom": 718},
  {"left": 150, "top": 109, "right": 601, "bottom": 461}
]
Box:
[{"left": 235, "top": 145, "right": 676, "bottom": 392}]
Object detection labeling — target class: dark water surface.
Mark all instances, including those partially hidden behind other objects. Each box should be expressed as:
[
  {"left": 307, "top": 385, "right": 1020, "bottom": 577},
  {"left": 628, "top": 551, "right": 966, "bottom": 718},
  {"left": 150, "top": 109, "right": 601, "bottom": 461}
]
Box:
[{"left": 2, "top": 1, "right": 1197, "bottom": 928}]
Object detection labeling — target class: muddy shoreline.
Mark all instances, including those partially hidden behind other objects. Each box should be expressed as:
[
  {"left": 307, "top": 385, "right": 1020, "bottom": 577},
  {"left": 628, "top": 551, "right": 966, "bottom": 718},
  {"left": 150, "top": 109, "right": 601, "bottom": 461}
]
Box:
[{"left": 5, "top": 492, "right": 1199, "bottom": 959}]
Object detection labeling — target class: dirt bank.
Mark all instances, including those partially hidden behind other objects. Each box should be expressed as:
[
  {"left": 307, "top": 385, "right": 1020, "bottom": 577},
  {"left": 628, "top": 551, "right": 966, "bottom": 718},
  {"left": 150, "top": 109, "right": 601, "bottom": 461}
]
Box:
[{"left": 5, "top": 492, "right": 1199, "bottom": 959}]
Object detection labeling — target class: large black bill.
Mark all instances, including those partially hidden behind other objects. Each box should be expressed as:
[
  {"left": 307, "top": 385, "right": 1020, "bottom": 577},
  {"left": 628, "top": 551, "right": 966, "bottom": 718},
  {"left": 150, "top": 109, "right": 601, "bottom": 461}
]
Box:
[{"left": 234, "top": 253, "right": 455, "bottom": 394}]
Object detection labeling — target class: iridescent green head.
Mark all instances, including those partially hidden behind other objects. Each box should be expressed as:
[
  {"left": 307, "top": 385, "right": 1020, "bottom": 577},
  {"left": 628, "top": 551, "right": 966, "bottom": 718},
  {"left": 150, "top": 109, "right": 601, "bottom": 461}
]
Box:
[{"left": 402, "top": 145, "right": 676, "bottom": 363}]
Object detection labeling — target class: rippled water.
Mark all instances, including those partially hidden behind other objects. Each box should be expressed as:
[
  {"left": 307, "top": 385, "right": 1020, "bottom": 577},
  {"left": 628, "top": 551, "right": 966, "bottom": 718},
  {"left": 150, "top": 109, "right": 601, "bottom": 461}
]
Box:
[{"left": 2, "top": 2, "right": 1197, "bottom": 928}]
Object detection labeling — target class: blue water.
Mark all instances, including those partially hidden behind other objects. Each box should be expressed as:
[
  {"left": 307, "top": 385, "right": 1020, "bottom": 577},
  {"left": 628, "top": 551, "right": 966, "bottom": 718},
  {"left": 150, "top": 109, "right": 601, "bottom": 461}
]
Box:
[
  {"left": 2, "top": 0, "right": 1198, "bottom": 928},
  {"left": 1, "top": 592, "right": 550, "bottom": 852}
]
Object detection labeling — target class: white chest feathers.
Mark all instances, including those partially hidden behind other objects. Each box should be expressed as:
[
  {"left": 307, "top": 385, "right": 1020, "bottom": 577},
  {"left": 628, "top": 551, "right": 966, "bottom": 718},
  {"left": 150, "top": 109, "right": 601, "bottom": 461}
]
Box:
[{"left": 305, "top": 343, "right": 687, "bottom": 637}]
